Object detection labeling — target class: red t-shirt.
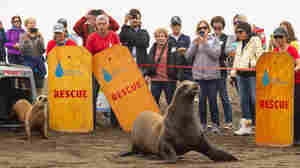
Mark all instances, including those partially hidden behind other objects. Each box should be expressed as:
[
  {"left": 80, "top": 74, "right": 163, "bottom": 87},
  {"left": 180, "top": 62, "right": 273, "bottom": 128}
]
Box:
[
  {"left": 274, "top": 46, "right": 300, "bottom": 83},
  {"left": 85, "top": 31, "right": 120, "bottom": 55},
  {"left": 46, "top": 39, "right": 77, "bottom": 56}
]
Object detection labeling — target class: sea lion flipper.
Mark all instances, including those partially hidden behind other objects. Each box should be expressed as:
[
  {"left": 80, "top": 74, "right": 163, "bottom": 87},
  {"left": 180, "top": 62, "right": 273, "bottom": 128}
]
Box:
[
  {"left": 119, "top": 145, "right": 139, "bottom": 157},
  {"left": 159, "top": 141, "right": 177, "bottom": 162}
]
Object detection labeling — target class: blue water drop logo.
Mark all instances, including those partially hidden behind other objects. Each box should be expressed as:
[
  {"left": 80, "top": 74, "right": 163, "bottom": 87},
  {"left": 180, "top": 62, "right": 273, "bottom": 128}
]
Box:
[
  {"left": 262, "top": 70, "right": 270, "bottom": 86},
  {"left": 102, "top": 68, "right": 112, "bottom": 83},
  {"left": 55, "top": 61, "right": 64, "bottom": 78}
]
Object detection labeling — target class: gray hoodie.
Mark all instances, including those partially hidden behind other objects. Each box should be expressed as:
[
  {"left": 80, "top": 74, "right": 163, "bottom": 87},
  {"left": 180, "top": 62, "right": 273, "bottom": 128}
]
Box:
[{"left": 185, "top": 35, "right": 221, "bottom": 80}]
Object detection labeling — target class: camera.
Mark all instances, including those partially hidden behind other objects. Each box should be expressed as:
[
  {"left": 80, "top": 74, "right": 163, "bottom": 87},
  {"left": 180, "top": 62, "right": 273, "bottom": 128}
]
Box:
[
  {"left": 30, "top": 28, "right": 38, "bottom": 33},
  {"left": 199, "top": 31, "right": 205, "bottom": 37}
]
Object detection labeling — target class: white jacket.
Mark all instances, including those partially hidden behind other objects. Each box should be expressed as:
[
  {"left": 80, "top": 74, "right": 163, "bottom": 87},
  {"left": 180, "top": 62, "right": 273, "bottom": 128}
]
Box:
[{"left": 231, "top": 36, "right": 264, "bottom": 76}]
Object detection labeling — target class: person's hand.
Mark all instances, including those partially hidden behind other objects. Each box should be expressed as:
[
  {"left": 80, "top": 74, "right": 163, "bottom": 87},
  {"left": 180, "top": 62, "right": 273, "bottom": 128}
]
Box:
[
  {"left": 145, "top": 76, "right": 151, "bottom": 84},
  {"left": 124, "top": 13, "right": 132, "bottom": 25},
  {"left": 177, "top": 48, "right": 186, "bottom": 55},
  {"left": 295, "top": 66, "right": 300, "bottom": 72},
  {"left": 228, "top": 51, "right": 236, "bottom": 57},
  {"left": 14, "top": 43, "right": 19, "bottom": 49}
]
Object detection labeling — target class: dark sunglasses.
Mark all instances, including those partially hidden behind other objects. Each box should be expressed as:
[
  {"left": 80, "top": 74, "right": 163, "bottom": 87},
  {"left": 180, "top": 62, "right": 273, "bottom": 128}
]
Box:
[
  {"left": 233, "top": 21, "right": 240, "bottom": 25},
  {"left": 197, "top": 26, "right": 208, "bottom": 32},
  {"left": 13, "top": 20, "right": 21, "bottom": 23},
  {"left": 213, "top": 26, "right": 223, "bottom": 30},
  {"left": 235, "top": 30, "right": 245, "bottom": 34},
  {"left": 274, "top": 35, "right": 284, "bottom": 39}
]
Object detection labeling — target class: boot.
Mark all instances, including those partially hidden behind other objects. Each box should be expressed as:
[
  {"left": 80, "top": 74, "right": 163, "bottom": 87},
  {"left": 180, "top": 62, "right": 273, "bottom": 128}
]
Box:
[{"left": 234, "top": 119, "right": 252, "bottom": 136}]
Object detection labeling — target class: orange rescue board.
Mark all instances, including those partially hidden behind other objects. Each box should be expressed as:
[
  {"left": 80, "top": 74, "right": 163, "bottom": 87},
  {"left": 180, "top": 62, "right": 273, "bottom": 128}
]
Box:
[
  {"left": 48, "top": 46, "right": 93, "bottom": 133},
  {"left": 93, "top": 45, "right": 160, "bottom": 132},
  {"left": 256, "top": 52, "right": 294, "bottom": 147}
]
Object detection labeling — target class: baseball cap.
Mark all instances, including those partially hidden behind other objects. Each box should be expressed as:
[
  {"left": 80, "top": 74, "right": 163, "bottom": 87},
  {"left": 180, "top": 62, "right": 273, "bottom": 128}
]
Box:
[
  {"left": 57, "top": 18, "right": 67, "bottom": 27},
  {"left": 171, "top": 16, "right": 182, "bottom": 25},
  {"left": 273, "top": 27, "right": 288, "bottom": 37},
  {"left": 53, "top": 23, "right": 65, "bottom": 33}
]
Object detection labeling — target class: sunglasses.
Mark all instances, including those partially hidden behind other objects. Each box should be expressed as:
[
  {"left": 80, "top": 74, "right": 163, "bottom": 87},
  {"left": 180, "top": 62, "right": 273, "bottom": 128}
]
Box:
[
  {"left": 213, "top": 26, "right": 223, "bottom": 30},
  {"left": 235, "top": 30, "right": 245, "bottom": 34},
  {"left": 233, "top": 21, "right": 240, "bottom": 25},
  {"left": 13, "top": 20, "right": 21, "bottom": 23},
  {"left": 274, "top": 35, "right": 284, "bottom": 39},
  {"left": 197, "top": 26, "right": 208, "bottom": 32}
]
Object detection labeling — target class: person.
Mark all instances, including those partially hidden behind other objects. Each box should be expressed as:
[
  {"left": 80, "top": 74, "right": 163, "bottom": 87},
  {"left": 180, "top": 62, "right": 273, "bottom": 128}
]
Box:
[
  {"left": 144, "top": 28, "right": 184, "bottom": 105},
  {"left": 85, "top": 15, "right": 120, "bottom": 128},
  {"left": 119, "top": 8, "right": 150, "bottom": 74},
  {"left": 19, "top": 17, "right": 46, "bottom": 96},
  {"left": 5, "top": 16, "right": 25, "bottom": 65},
  {"left": 73, "top": 9, "right": 119, "bottom": 46},
  {"left": 230, "top": 22, "right": 264, "bottom": 136},
  {"left": 233, "top": 14, "right": 266, "bottom": 50},
  {"left": 185, "top": 20, "right": 221, "bottom": 133},
  {"left": 272, "top": 27, "right": 300, "bottom": 145},
  {"left": 168, "top": 16, "right": 192, "bottom": 80},
  {"left": 0, "top": 20, "right": 7, "bottom": 63},
  {"left": 269, "top": 21, "right": 299, "bottom": 52},
  {"left": 210, "top": 16, "right": 233, "bottom": 129},
  {"left": 57, "top": 18, "right": 81, "bottom": 45},
  {"left": 46, "top": 23, "right": 77, "bottom": 56}
]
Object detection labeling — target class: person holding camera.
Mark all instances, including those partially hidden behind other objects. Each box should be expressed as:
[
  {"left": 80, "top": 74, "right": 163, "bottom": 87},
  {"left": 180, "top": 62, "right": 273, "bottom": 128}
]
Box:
[
  {"left": 119, "top": 9, "right": 150, "bottom": 74},
  {"left": 19, "top": 17, "right": 46, "bottom": 96},
  {"left": 185, "top": 20, "right": 221, "bottom": 133},
  {"left": 73, "top": 9, "right": 119, "bottom": 46},
  {"left": 5, "top": 16, "right": 25, "bottom": 65}
]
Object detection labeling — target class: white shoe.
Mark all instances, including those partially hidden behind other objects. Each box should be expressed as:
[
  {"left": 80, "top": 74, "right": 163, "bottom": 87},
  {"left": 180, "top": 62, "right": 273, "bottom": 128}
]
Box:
[{"left": 234, "top": 119, "right": 252, "bottom": 136}]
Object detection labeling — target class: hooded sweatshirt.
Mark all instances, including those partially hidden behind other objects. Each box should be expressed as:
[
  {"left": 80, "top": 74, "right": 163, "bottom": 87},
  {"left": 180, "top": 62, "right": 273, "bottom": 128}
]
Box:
[{"left": 5, "top": 27, "right": 25, "bottom": 55}]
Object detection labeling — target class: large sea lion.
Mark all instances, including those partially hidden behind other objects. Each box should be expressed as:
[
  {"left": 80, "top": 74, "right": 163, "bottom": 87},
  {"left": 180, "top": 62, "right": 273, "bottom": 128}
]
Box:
[
  {"left": 11, "top": 95, "right": 49, "bottom": 140},
  {"left": 120, "top": 80, "right": 238, "bottom": 163}
]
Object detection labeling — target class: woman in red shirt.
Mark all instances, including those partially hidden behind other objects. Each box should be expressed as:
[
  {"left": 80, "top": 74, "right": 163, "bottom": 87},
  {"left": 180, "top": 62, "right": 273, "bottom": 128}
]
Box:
[
  {"left": 273, "top": 27, "right": 300, "bottom": 145},
  {"left": 46, "top": 23, "right": 77, "bottom": 57}
]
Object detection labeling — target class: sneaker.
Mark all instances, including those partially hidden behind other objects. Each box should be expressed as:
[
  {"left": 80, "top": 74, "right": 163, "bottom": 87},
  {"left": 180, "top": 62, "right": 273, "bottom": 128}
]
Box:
[
  {"left": 224, "top": 123, "right": 233, "bottom": 129},
  {"left": 211, "top": 126, "right": 221, "bottom": 134},
  {"left": 234, "top": 119, "right": 252, "bottom": 136}
]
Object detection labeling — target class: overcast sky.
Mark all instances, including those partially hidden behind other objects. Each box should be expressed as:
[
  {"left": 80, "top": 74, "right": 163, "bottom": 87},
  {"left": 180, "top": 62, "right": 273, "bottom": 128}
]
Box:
[{"left": 1, "top": 0, "right": 299, "bottom": 45}]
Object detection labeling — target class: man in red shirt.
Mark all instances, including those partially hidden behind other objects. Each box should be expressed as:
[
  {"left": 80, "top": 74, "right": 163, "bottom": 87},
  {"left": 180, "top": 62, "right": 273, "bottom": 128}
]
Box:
[
  {"left": 85, "top": 15, "right": 120, "bottom": 128},
  {"left": 73, "top": 9, "right": 119, "bottom": 46}
]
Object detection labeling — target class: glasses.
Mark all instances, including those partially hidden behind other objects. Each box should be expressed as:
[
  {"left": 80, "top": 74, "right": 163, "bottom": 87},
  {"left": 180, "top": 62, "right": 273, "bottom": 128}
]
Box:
[
  {"left": 235, "top": 30, "right": 245, "bottom": 34},
  {"left": 13, "top": 20, "right": 21, "bottom": 23},
  {"left": 233, "top": 21, "right": 240, "bottom": 25},
  {"left": 197, "top": 26, "right": 208, "bottom": 32},
  {"left": 213, "top": 26, "right": 223, "bottom": 31},
  {"left": 274, "top": 35, "right": 284, "bottom": 39}
]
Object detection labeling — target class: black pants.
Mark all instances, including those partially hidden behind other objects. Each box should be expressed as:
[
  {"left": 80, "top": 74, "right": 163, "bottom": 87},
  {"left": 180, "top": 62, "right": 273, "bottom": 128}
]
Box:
[
  {"left": 7, "top": 54, "right": 23, "bottom": 65},
  {"left": 294, "top": 84, "right": 300, "bottom": 142}
]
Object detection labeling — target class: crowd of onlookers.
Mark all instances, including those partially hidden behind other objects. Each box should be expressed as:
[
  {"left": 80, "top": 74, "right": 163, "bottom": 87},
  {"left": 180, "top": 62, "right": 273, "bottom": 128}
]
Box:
[{"left": 0, "top": 9, "right": 300, "bottom": 144}]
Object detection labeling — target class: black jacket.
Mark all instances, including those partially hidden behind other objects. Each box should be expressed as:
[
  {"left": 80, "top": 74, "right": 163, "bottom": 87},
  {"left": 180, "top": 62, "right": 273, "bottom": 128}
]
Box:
[
  {"left": 168, "top": 34, "right": 192, "bottom": 80},
  {"left": 119, "top": 25, "right": 150, "bottom": 70},
  {"left": 219, "top": 33, "right": 229, "bottom": 78},
  {"left": 0, "top": 28, "right": 7, "bottom": 60},
  {"left": 144, "top": 41, "right": 185, "bottom": 81}
]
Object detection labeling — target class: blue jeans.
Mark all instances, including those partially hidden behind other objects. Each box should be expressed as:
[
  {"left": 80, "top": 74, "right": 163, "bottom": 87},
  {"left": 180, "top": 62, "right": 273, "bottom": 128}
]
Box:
[
  {"left": 151, "top": 81, "right": 177, "bottom": 105},
  {"left": 237, "top": 75, "right": 256, "bottom": 122},
  {"left": 197, "top": 80, "right": 220, "bottom": 126},
  {"left": 217, "top": 78, "right": 233, "bottom": 123}
]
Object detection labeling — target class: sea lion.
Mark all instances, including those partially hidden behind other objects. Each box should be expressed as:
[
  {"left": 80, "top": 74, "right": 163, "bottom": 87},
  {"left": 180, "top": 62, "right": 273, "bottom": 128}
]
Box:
[
  {"left": 11, "top": 95, "right": 49, "bottom": 140},
  {"left": 120, "top": 80, "right": 238, "bottom": 163}
]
